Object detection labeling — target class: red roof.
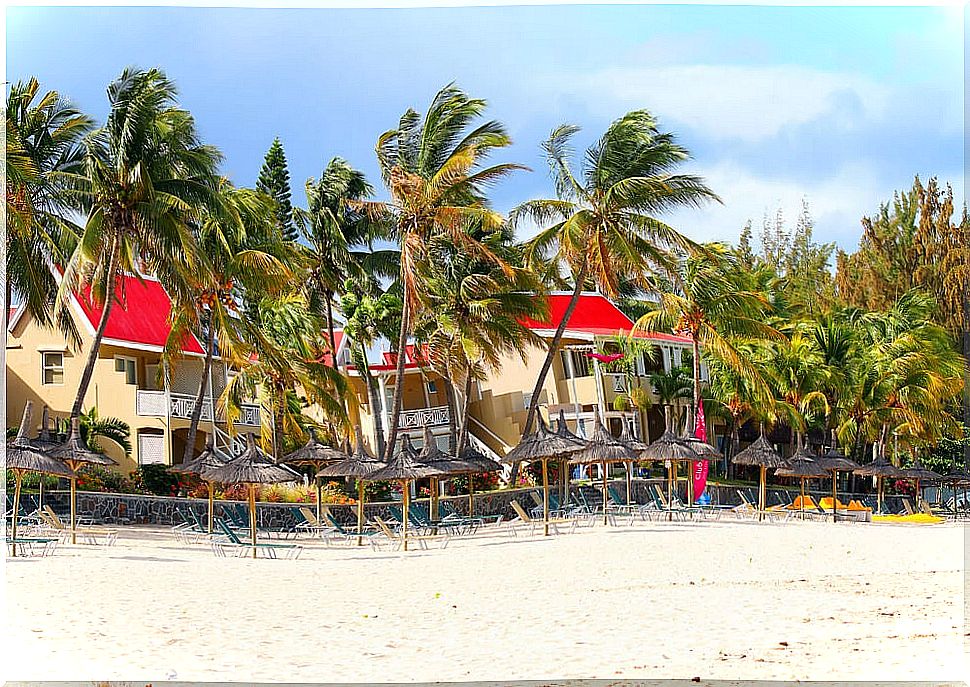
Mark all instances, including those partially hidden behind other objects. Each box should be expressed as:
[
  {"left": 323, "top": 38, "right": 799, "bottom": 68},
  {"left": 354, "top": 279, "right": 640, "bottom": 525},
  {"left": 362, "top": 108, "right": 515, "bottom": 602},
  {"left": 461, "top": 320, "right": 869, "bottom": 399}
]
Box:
[
  {"left": 519, "top": 293, "right": 691, "bottom": 344},
  {"left": 74, "top": 274, "right": 203, "bottom": 354}
]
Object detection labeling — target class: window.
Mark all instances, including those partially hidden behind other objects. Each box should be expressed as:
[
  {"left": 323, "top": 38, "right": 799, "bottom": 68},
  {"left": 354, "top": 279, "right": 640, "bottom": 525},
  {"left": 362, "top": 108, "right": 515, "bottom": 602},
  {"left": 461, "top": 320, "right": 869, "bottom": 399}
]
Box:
[
  {"left": 42, "top": 352, "right": 64, "bottom": 385},
  {"left": 114, "top": 356, "right": 137, "bottom": 385},
  {"left": 560, "top": 350, "right": 592, "bottom": 379},
  {"left": 427, "top": 380, "right": 438, "bottom": 394}
]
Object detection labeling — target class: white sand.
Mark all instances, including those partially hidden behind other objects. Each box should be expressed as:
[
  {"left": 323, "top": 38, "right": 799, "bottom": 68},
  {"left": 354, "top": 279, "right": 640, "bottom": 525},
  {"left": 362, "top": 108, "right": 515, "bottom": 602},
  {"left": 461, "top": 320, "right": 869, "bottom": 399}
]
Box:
[{"left": 3, "top": 517, "right": 966, "bottom": 682}]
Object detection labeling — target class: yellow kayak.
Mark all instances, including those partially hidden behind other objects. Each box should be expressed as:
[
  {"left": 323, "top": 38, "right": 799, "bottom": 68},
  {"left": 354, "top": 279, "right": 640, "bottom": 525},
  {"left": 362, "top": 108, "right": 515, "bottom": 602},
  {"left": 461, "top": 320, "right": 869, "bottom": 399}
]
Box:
[{"left": 871, "top": 513, "right": 944, "bottom": 525}]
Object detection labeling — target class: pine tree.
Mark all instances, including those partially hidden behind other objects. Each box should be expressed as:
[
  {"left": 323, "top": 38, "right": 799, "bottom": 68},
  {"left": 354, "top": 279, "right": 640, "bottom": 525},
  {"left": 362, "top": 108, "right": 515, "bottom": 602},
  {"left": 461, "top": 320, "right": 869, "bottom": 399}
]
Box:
[{"left": 257, "top": 137, "right": 297, "bottom": 242}]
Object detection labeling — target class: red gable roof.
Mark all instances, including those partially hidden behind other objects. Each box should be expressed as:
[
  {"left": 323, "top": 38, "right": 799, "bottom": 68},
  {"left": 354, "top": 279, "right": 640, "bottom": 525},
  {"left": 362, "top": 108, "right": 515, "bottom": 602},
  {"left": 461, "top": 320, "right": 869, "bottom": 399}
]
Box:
[
  {"left": 519, "top": 293, "right": 691, "bottom": 344},
  {"left": 74, "top": 273, "right": 203, "bottom": 354}
]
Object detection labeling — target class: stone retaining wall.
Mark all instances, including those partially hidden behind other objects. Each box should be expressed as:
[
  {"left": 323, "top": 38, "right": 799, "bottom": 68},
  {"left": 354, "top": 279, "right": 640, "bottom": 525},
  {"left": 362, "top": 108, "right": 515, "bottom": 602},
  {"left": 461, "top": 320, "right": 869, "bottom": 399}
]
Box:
[{"left": 10, "top": 479, "right": 904, "bottom": 527}]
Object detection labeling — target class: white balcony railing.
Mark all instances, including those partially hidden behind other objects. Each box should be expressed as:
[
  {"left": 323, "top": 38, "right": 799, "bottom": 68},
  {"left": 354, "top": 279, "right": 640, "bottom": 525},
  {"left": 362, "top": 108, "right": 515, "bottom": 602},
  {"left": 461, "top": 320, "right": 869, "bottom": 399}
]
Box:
[
  {"left": 136, "top": 390, "right": 261, "bottom": 427},
  {"left": 398, "top": 405, "right": 450, "bottom": 429}
]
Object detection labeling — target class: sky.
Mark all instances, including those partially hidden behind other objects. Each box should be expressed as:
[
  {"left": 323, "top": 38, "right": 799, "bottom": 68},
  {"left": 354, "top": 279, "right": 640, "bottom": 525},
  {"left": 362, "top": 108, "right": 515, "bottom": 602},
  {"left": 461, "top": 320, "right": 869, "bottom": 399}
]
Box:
[{"left": 7, "top": 3, "right": 966, "bottom": 252}]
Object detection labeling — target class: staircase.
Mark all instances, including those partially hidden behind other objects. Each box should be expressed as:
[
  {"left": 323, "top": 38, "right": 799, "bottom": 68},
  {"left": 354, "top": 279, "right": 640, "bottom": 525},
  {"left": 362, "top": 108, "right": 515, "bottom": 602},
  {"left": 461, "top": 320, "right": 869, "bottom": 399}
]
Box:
[{"left": 213, "top": 425, "right": 273, "bottom": 462}]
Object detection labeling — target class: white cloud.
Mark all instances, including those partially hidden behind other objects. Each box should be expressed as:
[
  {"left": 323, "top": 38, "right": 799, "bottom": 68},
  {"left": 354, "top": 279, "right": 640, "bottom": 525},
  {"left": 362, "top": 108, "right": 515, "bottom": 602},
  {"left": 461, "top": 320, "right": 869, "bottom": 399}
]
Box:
[{"left": 564, "top": 64, "right": 891, "bottom": 143}]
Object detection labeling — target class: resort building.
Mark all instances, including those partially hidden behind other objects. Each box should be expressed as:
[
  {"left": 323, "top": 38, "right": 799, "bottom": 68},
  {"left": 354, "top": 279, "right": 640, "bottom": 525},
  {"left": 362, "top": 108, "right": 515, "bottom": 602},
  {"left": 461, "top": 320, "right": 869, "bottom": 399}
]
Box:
[
  {"left": 5, "top": 271, "right": 263, "bottom": 471},
  {"left": 7, "top": 277, "right": 708, "bottom": 470}
]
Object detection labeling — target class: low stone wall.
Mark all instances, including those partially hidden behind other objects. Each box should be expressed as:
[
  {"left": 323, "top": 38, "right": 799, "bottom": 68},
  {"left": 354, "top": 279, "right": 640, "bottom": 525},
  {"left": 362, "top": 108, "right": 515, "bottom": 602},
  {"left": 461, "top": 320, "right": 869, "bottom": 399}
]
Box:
[{"left": 14, "top": 478, "right": 904, "bottom": 528}]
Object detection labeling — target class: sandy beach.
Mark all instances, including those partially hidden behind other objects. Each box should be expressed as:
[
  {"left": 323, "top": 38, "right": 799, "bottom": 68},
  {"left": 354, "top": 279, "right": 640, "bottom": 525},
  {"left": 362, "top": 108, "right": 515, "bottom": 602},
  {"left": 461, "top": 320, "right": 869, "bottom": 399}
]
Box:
[{"left": 3, "top": 518, "right": 966, "bottom": 682}]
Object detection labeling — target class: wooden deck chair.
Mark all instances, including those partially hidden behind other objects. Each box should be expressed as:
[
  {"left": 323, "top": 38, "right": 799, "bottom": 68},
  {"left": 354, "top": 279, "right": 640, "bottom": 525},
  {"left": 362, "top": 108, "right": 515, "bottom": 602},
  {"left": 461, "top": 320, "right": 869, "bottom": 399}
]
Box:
[
  {"left": 41, "top": 506, "right": 118, "bottom": 546},
  {"left": 372, "top": 516, "right": 447, "bottom": 551}
]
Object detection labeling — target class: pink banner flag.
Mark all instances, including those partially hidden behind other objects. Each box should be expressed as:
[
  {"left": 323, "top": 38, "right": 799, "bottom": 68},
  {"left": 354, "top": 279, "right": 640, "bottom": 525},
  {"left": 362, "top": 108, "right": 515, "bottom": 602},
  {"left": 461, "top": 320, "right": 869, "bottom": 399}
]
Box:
[
  {"left": 586, "top": 352, "right": 625, "bottom": 364},
  {"left": 692, "top": 400, "right": 709, "bottom": 502}
]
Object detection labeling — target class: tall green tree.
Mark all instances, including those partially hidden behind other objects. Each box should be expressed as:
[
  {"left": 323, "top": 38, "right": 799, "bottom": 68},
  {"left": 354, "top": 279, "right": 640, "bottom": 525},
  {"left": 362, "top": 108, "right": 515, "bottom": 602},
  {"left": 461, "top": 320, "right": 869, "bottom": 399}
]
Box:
[
  {"left": 256, "top": 137, "right": 297, "bottom": 243},
  {"left": 368, "top": 84, "right": 523, "bottom": 459},
  {"left": 56, "top": 67, "right": 222, "bottom": 421},
  {"left": 511, "top": 111, "right": 718, "bottom": 436},
  {"left": 5, "top": 77, "right": 93, "bottom": 345}
]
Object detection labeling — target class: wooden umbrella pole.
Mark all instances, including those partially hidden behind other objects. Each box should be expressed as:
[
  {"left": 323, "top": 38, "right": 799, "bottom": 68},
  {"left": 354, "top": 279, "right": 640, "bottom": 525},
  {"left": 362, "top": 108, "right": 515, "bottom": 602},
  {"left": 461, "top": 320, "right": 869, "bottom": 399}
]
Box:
[
  {"left": 603, "top": 460, "right": 610, "bottom": 525},
  {"left": 667, "top": 463, "right": 673, "bottom": 521},
  {"left": 207, "top": 482, "right": 214, "bottom": 533},
  {"left": 832, "top": 471, "right": 838, "bottom": 523},
  {"left": 70, "top": 473, "right": 77, "bottom": 545},
  {"left": 316, "top": 475, "right": 322, "bottom": 526},
  {"left": 12, "top": 471, "right": 23, "bottom": 557},
  {"left": 403, "top": 480, "right": 410, "bottom": 552},
  {"left": 759, "top": 466, "right": 766, "bottom": 522},
  {"left": 542, "top": 460, "right": 550, "bottom": 537},
  {"left": 562, "top": 459, "right": 568, "bottom": 508},
  {"left": 877, "top": 477, "right": 883, "bottom": 515},
  {"left": 249, "top": 483, "right": 257, "bottom": 559},
  {"left": 431, "top": 477, "right": 438, "bottom": 525},
  {"left": 800, "top": 478, "right": 805, "bottom": 521},
  {"left": 625, "top": 461, "right": 632, "bottom": 508},
  {"left": 357, "top": 480, "right": 365, "bottom": 547},
  {"left": 468, "top": 476, "right": 474, "bottom": 516}
]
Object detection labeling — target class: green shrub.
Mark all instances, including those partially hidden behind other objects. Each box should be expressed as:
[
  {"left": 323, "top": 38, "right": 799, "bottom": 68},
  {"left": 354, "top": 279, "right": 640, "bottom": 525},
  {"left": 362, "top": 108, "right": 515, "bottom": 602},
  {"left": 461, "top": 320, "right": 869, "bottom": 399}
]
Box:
[{"left": 130, "top": 464, "right": 180, "bottom": 496}]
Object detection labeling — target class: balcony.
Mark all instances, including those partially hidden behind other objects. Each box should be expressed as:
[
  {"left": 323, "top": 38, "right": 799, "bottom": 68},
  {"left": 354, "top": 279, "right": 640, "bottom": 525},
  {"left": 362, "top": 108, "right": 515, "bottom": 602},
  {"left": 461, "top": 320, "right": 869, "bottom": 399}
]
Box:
[
  {"left": 398, "top": 405, "right": 450, "bottom": 429},
  {"left": 136, "top": 390, "right": 261, "bottom": 427}
]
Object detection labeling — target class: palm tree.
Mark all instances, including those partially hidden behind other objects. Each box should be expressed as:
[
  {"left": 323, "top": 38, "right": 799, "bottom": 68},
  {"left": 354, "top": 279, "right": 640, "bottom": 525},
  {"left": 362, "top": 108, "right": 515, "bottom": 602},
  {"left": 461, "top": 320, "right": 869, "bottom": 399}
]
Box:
[
  {"left": 5, "top": 77, "right": 92, "bottom": 344},
  {"left": 633, "top": 243, "right": 779, "bottom": 424},
  {"left": 340, "top": 283, "right": 403, "bottom": 457},
  {"left": 416, "top": 227, "right": 547, "bottom": 451},
  {"left": 369, "top": 84, "right": 523, "bottom": 459},
  {"left": 511, "top": 111, "right": 719, "bottom": 435},
  {"left": 56, "top": 67, "right": 222, "bottom": 421},
  {"left": 763, "top": 330, "right": 830, "bottom": 452},
  {"left": 649, "top": 365, "right": 693, "bottom": 431},
  {"left": 299, "top": 157, "right": 398, "bottom": 355},
  {"left": 165, "top": 180, "right": 294, "bottom": 463}
]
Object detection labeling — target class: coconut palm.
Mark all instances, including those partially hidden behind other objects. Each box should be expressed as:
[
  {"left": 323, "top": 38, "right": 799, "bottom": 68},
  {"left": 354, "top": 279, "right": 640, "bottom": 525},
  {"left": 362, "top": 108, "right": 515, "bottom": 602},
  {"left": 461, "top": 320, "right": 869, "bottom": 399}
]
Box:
[
  {"left": 369, "top": 84, "right": 524, "bottom": 459},
  {"left": 165, "top": 180, "right": 294, "bottom": 463},
  {"left": 56, "top": 67, "right": 222, "bottom": 421},
  {"left": 5, "top": 77, "right": 93, "bottom": 344},
  {"left": 511, "top": 111, "right": 719, "bottom": 435},
  {"left": 416, "top": 227, "right": 547, "bottom": 451},
  {"left": 633, "top": 243, "right": 778, "bottom": 424},
  {"left": 298, "top": 157, "right": 398, "bottom": 354},
  {"left": 340, "top": 284, "right": 404, "bottom": 457},
  {"left": 649, "top": 365, "right": 693, "bottom": 432}
]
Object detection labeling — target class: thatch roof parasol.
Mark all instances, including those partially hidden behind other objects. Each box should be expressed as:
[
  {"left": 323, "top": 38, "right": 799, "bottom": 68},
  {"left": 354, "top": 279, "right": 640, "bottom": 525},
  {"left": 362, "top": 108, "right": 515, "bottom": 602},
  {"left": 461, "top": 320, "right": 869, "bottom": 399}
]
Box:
[
  {"left": 169, "top": 436, "right": 226, "bottom": 476},
  {"left": 639, "top": 430, "right": 699, "bottom": 463},
  {"left": 731, "top": 435, "right": 787, "bottom": 468},
  {"left": 417, "top": 426, "right": 478, "bottom": 475},
  {"left": 555, "top": 409, "right": 587, "bottom": 445},
  {"left": 458, "top": 445, "right": 502, "bottom": 473},
  {"left": 203, "top": 433, "right": 296, "bottom": 485},
  {"left": 814, "top": 444, "right": 860, "bottom": 472},
  {"left": 6, "top": 402, "right": 72, "bottom": 477},
  {"left": 318, "top": 437, "right": 386, "bottom": 479},
  {"left": 569, "top": 414, "right": 639, "bottom": 465},
  {"left": 943, "top": 469, "right": 970, "bottom": 484},
  {"left": 49, "top": 417, "right": 118, "bottom": 468},
  {"left": 502, "top": 414, "right": 583, "bottom": 465},
  {"left": 853, "top": 457, "right": 907, "bottom": 479},
  {"left": 680, "top": 433, "right": 722, "bottom": 460},
  {"left": 901, "top": 460, "right": 942, "bottom": 482},
  {"left": 282, "top": 428, "right": 349, "bottom": 466},
  {"left": 618, "top": 420, "right": 649, "bottom": 453},
  {"left": 367, "top": 435, "right": 444, "bottom": 481}
]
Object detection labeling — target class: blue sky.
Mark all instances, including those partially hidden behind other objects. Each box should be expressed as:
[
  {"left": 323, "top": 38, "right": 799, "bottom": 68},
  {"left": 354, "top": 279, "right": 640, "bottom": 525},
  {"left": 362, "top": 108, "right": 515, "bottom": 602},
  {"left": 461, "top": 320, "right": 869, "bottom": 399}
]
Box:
[{"left": 7, "top": 4, "right": 965, "bottom": 251}]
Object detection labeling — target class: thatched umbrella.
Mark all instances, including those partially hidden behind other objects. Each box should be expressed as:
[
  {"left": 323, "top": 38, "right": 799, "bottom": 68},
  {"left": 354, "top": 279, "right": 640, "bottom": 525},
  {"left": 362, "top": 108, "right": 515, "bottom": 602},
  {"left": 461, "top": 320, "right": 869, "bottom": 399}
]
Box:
[
  {"left": 457, "top": 445, "right": 502, "bottom": 516},
  {"left": 569, "top": 413, "right": 639, "bottom": 525},
  {"left": 555, "top": 409, "right": 587, "bottom": 508},
  {"left": 6, "top": 402, "right": 72, "bottom": 556},
  {"left": 853, "top": 455, "right": 907, "bottom": 515},
  {"left": 901, "top": 459, "right": 942, "bottom": 511},
  {"left": 282, "top": 428, "right": 349, "bottom": 525},
  {"left": 618, "top": 419, "right": 648, "bottom": 506},
  {"left": 169, "top": 435, "right": 225, "bottom": 533},
  {"left": 813, "top": 442, "right": 860, "bottom": 523},
  {"left": 503, "top": 414, "right": 583, "bottom": 536},
  {"left": 317, "top": 428, "right": 386, "bottom": 545},
  {"left": 28, "top": 406, "right": 62, "bottom": 512},
  {"left": 417, "top": 426, "right": 477, "bottom": 524},
  {"left": 942, "top": 469, "right": 970, "bottom": 518},
  {"left": 730, "top": 434, "right": 786, "bottom": 521},
  {"left": 367, "top": 435, "right": 444, "bottom": 551},
  {"left": 49, "top": 416, "right": 118, "bottom": 544},
  {"left": 641, "top": 428, "right": 699, "bottom": 520},
  {"left": 775, "top": 443, "right": 827, "bottom": 520},
  {"left": 203, "top": 433, "right": 296, "bottom": 558}
]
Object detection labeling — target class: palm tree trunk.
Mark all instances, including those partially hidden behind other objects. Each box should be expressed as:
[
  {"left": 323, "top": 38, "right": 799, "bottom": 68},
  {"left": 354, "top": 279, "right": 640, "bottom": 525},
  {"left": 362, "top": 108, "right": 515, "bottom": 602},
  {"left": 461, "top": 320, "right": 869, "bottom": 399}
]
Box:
[
  {"left": 443, "top": 377, "right": 459, "bottom": 452},
  {"left": 325, "top": 290, "right": 337, "bottom": 364},
  {"left": 384, "top": 299, "right": 411, "bottom": 461},
  {"left": 691, "top": 335, "right": 702, "bottom": 418},
  {"left": 457, "top": 372, "right": 473, "bottom": 452},
  {"left": 71, "top": 252, "right": 117, "bottom": 420},
  {"left": 523, "top": 266, "right": 588, "bottom": 436},
  {"left": 183, "top": 322, "right": 216, "bottom": 463},
  {"left": 355, "top": 342, "right": 386, "bottom": 458}
]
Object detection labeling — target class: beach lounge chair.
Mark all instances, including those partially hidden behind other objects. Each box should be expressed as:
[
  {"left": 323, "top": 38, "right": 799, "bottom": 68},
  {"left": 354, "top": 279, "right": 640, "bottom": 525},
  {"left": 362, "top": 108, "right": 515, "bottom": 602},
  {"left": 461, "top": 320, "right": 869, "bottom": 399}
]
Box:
[
  {"left": 39, "top": 506, "right": 118, "bottom": 546},
  {"left": 320, "top": 511, "right": 381, "bottom": 546},
  {"left": 5, "top": 536, "right": 59, "bottom": 557},
  {"left": 294, "top": 507, "right": 335, "bottom": 537},
  {"left": 211, "top": 519, "right": 303, "bottom": 559},
  {"left": 372, "top": 516, "right": 448, "bottom": 551}
]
